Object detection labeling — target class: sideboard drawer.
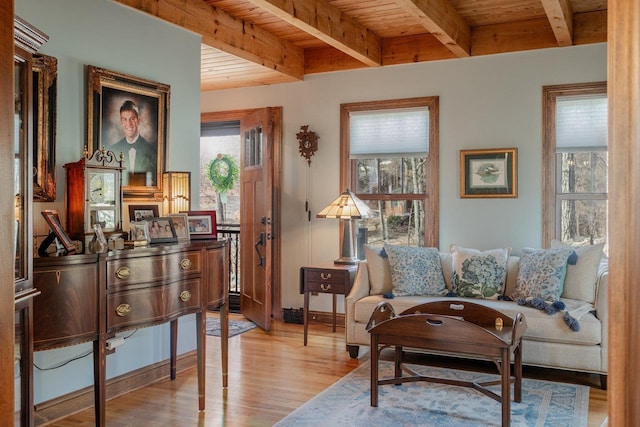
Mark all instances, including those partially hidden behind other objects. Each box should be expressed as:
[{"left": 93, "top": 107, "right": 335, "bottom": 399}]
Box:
[
  {"left": 107, "top": 250, "right": 202, "bottom": 290},
  {"left": 106, "top": 279, "right": 202, "bottom": 331}
]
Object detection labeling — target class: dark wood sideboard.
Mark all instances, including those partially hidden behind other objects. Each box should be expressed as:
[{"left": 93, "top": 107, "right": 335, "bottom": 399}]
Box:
[{"left": 32, "top": 240, "right": 229, "bottom": 426}]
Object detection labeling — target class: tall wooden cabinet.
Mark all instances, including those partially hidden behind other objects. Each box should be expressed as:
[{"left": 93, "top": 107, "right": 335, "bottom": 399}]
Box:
[{"left": 13, "top": 17, "right": 48, "bottom": 427}]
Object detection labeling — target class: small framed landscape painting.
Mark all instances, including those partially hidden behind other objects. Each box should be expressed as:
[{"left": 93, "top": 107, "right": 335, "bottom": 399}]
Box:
[{"left": 460, "top": 148, "right": 517, "bottom": 198}]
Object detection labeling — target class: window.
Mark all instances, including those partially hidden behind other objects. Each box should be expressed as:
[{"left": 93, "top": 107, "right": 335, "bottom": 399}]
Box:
[
  {"left": 542, "top": 82, "right": 608, "bottom": 253},
  {"left": 340, "top": 97, "right": 439, "bottom": 249}
]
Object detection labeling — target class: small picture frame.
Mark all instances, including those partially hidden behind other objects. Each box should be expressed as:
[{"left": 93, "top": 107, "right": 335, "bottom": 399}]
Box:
[
  {"left": 129, "top": 221, "right": 150, "bottom": 244},
  {"left": 148, "top": 217, "right": 178, "bottom": 244},
  {"left": 460, "top": 148, "right": 518, "bottom": 198},
  {"left": 168, "top": 213, "right": 190, "bottom": 242},
  {"left": 182, "top": 210, "right": 217, "bottom": 240},
  {"left": 41, "top": 210, "right": 77, "bottom": 254},
  {"left": 128, "top": 204, "right": 159, "bottom": 222}
]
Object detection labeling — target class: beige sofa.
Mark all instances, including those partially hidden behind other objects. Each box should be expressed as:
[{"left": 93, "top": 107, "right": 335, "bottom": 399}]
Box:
[{"left": 345, "top": 249, "right": 608, "bottom": 389}]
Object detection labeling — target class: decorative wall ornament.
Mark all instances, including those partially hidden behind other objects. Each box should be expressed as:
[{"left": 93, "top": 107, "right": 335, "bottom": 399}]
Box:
[{"left": 296, "top": 125, "right": 319, "bottom": 166}]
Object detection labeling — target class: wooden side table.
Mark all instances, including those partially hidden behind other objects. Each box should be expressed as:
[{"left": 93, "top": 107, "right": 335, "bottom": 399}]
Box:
[{"left": 300, "top": 263, "right": 357, "bottom": 346}]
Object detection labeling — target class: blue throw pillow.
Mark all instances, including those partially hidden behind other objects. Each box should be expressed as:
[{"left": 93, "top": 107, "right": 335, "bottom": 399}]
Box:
[
  {"left": 384, "top": 244, "right": 447, "bottom": 297},
  {"left": 511, "top": 247, "right": 575, "bottom": 301}
]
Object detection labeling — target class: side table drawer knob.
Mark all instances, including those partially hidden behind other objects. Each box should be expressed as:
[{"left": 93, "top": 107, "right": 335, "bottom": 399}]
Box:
[
  {"left": 179, "top": 290, "right": 192, "bottom": 302},
  {"left": 115, "top": 303, "right": 131, "bottom": 317},
  {"left": 320, "top": 273, "right": 331, "bottom": 280},
  {"left": 180, "top": 258, "right": 192, "bottom": 270},
  {"left": 320, "top": 283, "right": 331, "bottom": 291}
]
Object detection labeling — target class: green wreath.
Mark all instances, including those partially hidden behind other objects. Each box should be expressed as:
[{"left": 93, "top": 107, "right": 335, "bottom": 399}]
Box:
[{"left": 207, "top": 155, "right": 239, "bottom": 193}]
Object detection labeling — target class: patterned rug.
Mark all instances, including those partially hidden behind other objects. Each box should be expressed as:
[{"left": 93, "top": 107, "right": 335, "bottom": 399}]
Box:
[
  {"left": 205, "top": 316, "right": 257, "bottom": 338},
  {"left": 274, "top": 360, "right": 589, "bottom": 427}
]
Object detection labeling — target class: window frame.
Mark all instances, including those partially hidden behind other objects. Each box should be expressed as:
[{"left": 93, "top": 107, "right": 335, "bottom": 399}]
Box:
[
  {"left": 340, "top": 96, "right": 439, "bottom": 247},
  {"left": 542, "top": 81, "right": 608, "bottom": 247}
]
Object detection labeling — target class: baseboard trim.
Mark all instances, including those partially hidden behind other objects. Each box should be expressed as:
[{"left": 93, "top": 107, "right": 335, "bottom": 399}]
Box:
[
  {"left": 34, "top": 350, "right": 197, "bottom": 426},
  {"left": 308, "top": 310, "right": 345, "bottom": 328}
]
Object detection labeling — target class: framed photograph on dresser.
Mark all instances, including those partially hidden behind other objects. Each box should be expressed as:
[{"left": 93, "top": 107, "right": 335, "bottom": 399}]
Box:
[{"left": 182, "top": 210, "right": 217, "bottom": 240}]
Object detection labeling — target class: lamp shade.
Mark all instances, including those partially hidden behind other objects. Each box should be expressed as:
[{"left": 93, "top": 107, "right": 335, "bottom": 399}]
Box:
[
  {"left": 162, "top": 171, "right": 191, "bottom": 214},
  {"left": 316, "top": 189, "right": 371, "bottom": 220},
  {"left": 317, "top": 189, "right": 371, "bottom": 264}
]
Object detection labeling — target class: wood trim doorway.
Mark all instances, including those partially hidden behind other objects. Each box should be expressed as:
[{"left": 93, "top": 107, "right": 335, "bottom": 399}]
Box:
[{"left": 201, "top": 108, "right": 282, "bottom": 322}]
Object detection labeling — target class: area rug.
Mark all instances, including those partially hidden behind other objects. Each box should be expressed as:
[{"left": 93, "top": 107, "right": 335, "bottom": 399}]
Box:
[
  {"left": 205, "top": 316, "right": 257, "bottom": 338},
  {"left": 274, "top": 360, "right": 589, "bottom": 427}
]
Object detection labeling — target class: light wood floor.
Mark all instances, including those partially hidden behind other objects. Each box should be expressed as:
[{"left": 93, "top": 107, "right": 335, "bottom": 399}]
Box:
[{"left": 46, "top": 313, "right": 608, "bottom": 426}]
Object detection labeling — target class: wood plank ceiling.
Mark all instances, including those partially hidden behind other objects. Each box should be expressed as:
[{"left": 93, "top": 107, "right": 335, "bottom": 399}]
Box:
[{"left": 114, "top": 0, "right": 607, "bottom": 91}]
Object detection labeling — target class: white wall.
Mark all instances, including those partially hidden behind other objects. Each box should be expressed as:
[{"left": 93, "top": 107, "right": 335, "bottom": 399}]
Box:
[
  {"left": 200, "top": 44, "right": 608, "bottom": 311},
  {"left": 16, "top": 0, "right": 202, "bottom": 403}
]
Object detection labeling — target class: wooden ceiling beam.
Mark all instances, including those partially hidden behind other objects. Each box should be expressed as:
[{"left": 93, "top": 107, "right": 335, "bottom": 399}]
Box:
[
  {"left": 114, "top": 0, "right": 304, "bottom": 80},
  {"left": 392, "top": 0, "right": 471, "bottom": 57},
  {"left": 541, "top": 0, "right": 574, "bottom": 47},
  {"left": 245, "top": 0, "right": 381, "bottom": 67}
]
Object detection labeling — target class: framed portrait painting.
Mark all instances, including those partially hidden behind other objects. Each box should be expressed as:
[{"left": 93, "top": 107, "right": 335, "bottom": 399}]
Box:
[
  {"left": 87, "top": 65, "right": 170, "bottom": 201},
  {"left": 460, "top": 148, "right": 518, "bottom": 198}
]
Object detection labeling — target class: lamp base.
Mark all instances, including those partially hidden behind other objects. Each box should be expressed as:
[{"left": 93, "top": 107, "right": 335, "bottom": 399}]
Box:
[{"left": 334, "top": 256, "right": 358, "bottom": 265}]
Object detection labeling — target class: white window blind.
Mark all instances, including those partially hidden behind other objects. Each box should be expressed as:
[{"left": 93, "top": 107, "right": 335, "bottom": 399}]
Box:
[
  {"left": 556, "top": 94, "right": 608, "bottom": 151},
  {"left": 349, "top": 107, "right": 429, "bottom": 158}
]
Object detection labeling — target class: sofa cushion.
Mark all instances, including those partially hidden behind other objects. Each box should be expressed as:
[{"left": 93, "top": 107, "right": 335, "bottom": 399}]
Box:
[
  {"left": 551, "top": 240, "right": 604, "bottom": 304},
  {"left": 511, "top": 247, "right": 575, "bottom": 301},
  {"left": 364, "top": 244, "right": 392, "bottom": 296},
  {"left": 354, "top": 296, "right": 601, "bottom": 346},
  {"left": 450, "top": 244, "right": 510, "bottom": 299},
  {"left": 384, "top": 245, "right": 447, "bottom": 297}
]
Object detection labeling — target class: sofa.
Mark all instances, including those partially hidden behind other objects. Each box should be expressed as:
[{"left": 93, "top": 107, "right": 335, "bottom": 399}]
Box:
[{"left": 345, "top": 243, "right": 608, "bottom": 389}]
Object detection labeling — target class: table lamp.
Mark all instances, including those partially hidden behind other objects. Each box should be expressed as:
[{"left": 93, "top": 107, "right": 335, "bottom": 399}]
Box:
[
  {"left": 162, "top": 171, "right": 191, "bottom": 214},
  {"left": 317, "top": 189, "right": 371, "bottom": 264}
]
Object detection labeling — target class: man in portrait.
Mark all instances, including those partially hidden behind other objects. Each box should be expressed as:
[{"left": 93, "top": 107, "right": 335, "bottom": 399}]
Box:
[{"left": 110, "top": 100, "right": 157, "bottom": 186}]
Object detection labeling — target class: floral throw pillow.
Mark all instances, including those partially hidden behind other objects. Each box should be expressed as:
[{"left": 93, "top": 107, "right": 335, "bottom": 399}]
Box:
[
  {"left": 511, "top": 247, "right": 576, "bottom": 301},
  {"left": 450, "top": 245, "right": 510, "bottom": 300},
  {"left": 384, "top": 244, "right": 447, "bottom": 297}
]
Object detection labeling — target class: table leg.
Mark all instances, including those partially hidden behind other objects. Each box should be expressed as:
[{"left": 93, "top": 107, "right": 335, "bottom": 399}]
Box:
[
  {"left": 371, "top": 335, "right": 379, "bottom": 407},
  {"left": 196, "top": 311, "right": 205, "bottom": 410},
  {"left": 514, "top": 339, "right": 523, "bottom": 402},
  {"left": 220, "top": 302, "right": 229, "bottom": 388},
  {"left": 93, "top": 338, "right": 105, "bottom": 427},
  {"left": 332, "top": 293, "right": 337, "bottom": 333},
  {"left": 170, "top": 319, "right": 178, "bottom": 380},
  {"left": 501, "top": 348, "right": 510, "bottom": 427},
  {"left": 303, "top": 288, "right": 309, "bottom": 346}
]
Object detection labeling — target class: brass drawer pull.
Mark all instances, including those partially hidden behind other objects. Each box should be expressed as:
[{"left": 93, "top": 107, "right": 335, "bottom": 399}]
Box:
[
  {"left": 180, "top": 258, "right": 192, "bottom": 270},
  {"left": 320, "top": 273, "right": 331, "bottom": 280},
  {"left": 320, "top": 284, "right": 331, "bottom": 291},
  {"left": 179, "top": 290, "right": 192, "bottom": 302},
  {"left": 115, "top": 303, "right": 131, "bottom": 317},
  {"left": 115, "top": 266, "right": 131, "bottom": 279}
]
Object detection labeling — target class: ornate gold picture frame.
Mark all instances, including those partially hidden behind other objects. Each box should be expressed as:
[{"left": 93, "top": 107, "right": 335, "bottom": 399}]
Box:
[
  {"left": 87, "top": 65, "right": 170, "bottom": 201},
  {"left": 460, "top": 148, "right": 517, "bottom": 198}
]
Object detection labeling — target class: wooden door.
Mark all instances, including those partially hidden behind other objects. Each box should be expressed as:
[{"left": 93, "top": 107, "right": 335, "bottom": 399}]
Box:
[{"left": 239, "top": 108, "right": 274, "bottom": 330}]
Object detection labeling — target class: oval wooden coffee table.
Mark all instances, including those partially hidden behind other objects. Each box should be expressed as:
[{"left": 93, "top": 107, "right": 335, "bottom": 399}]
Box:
[{"left": 366, "top": 300, "right": 527, "bottom": 427}]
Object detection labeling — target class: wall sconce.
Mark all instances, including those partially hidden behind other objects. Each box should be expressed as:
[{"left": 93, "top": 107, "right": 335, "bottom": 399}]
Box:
[
  {"left": 162, "top": 171, "right": 191, "bottom": 215},
  {"left": 316, "top": 189, "right": 371, "bottom": 264}
]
